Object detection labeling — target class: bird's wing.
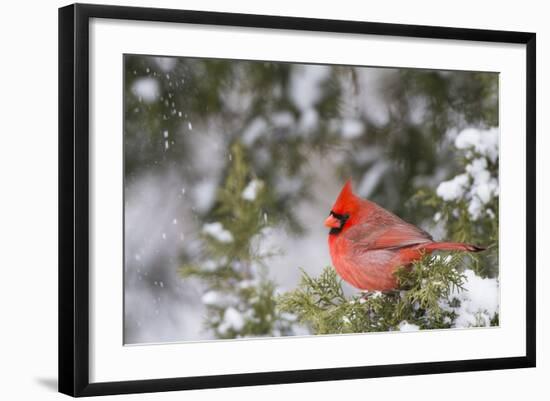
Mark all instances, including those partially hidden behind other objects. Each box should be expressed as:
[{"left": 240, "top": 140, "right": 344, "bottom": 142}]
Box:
[{"left": 343, "top": 220, "right": 432, "bottom": 251}]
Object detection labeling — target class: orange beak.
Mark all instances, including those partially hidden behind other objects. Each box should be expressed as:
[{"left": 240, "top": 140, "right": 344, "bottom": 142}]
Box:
[{"left": 324, "top": 214, "right": 341, "bottom": 229}]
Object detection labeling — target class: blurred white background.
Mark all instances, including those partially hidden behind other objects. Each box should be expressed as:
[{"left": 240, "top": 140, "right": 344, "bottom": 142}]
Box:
[{"left": 0, "top": 0, "right": 546, "bottom": 400}]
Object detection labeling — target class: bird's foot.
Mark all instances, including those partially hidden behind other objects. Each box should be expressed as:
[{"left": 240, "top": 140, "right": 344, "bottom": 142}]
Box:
[
  {"left": 359, "top": 291, "right": 371, "bottom": 302},
  {"left": 359, "top": 291, "right": 382, "bottom": 302},
  {"left": 359, "top": 290, "right": 400, "bottom": 302}
]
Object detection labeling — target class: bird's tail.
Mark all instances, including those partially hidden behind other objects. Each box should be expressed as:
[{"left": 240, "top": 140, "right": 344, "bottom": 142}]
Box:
[{"left": 424, "top": 242, "right": 486, "bottom": 253}]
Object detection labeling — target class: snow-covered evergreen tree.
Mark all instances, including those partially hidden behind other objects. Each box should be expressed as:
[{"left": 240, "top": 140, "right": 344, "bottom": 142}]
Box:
[{"left": 179, "top": 143, "right": 298, "bottom": 338}]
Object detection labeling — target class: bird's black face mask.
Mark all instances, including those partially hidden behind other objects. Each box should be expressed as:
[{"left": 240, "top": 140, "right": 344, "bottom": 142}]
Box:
[{"left": 327, "top": 211, "right": 350, "bottom": 235}]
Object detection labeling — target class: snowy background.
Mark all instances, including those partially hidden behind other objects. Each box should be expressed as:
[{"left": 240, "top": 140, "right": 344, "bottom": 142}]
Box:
[{"left": 123, "top": 55, "right": 500, "bottom": 344}]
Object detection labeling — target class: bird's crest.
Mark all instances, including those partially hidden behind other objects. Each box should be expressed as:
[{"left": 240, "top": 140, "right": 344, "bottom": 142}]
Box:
[{"left": 331, "top": 179, "right": 360, "bottom": 215}]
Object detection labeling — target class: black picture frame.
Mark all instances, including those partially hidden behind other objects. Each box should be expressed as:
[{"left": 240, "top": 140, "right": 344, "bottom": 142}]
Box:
[{"left": 58, "top": 3, "right": 536, "bottom": 397}]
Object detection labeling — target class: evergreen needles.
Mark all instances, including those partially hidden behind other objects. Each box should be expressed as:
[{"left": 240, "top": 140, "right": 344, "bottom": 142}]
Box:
[
  {"left": 178, "top": 143, "right": 295, "bottom": 339},
  {"left": 278, "top": 254, "right": 470, "bottom": 334}
]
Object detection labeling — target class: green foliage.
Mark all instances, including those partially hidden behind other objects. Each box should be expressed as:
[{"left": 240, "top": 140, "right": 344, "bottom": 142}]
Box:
[
  {"left": 178, "top": 143, "right": 294, "bottom": 338},
  {"left": 278, "top": 253, "right": 470, "bottom": 334},
  {"left": 395, "top": 254, "right": 465, "bottom": 325},
  {"left": 414, "top": 190, "right": 497, "bottom": 278},
  {"left": 410, "top": 134, "right": 499, "bottom": 278}
]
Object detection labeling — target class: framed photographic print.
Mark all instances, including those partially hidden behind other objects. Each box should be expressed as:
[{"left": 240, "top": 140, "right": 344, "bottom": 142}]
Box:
[{"left": 58, "top": 3, "right": 536, "bottom": 397}]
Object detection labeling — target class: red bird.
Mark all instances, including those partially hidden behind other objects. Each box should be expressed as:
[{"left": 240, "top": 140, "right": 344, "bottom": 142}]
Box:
[{"left": 325, "top": 180, "right": 484, "bottom": 292}]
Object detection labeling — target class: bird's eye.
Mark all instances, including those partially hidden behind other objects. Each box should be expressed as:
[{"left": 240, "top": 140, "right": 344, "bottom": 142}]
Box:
[{"left": 329, "top": 211, "right": 349, "bottom": 222}]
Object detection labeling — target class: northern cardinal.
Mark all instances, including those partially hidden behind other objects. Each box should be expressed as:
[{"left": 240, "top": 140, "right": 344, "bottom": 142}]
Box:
[{"left": 325, "top": 180, "right": 485, "bottom": 291}]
